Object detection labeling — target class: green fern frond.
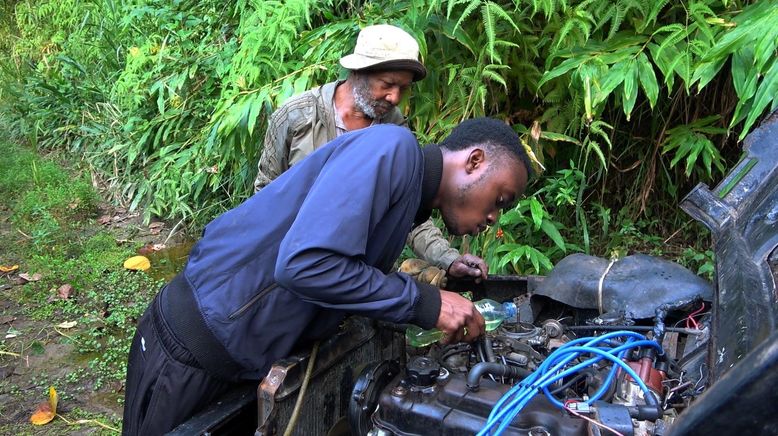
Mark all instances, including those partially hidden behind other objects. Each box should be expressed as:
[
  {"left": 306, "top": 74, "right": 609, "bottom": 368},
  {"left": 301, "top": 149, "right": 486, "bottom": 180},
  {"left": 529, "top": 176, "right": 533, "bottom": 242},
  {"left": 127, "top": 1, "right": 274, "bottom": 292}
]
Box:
[
  {"left": 554, "top": 18, "right": 577, "bottom": 49},
  {"left": 453, "top": 0, "right": 480, "bottom": 32},
  {"left": 481, "top": 2, "right": 497, "bottom": 62},
  {"left": 488, "top": 1, "right": 520, "bottom": 33},
  {"left": 644, "top": 0, "right": 671, "bottom": 30},
  {"left": 446, "top": 0, "right": 470, "bottom": 19},
  {"left": 481, "top": 68, "right": 507, "bottom": 89}
]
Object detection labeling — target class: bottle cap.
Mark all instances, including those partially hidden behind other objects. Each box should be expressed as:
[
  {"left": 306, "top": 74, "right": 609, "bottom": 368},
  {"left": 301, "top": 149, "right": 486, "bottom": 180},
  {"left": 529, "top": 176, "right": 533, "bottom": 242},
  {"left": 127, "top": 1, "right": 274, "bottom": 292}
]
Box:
[{"left": 502, "top": 302, "right": 517, "bottom": 318}]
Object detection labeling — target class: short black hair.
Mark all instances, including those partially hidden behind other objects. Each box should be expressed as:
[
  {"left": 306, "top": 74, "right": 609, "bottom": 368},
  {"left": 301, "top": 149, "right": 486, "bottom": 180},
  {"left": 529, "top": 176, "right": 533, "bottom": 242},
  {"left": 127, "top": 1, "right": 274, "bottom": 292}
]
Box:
[{"left": 439, "top": 117, "right": 533, "bottom": 178}]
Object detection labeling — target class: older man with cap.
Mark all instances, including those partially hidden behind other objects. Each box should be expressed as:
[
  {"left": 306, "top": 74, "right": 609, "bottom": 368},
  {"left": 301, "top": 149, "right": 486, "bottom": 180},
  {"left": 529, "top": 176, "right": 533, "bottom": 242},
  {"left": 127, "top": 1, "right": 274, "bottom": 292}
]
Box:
[{"left": 254, "top": 24, "right": 489, "bottom": 282}]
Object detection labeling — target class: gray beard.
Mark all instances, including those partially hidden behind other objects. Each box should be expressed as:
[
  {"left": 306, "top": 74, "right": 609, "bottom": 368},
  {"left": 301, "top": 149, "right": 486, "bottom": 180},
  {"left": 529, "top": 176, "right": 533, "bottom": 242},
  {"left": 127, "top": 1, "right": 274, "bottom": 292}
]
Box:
[{"left": 352, "top": 81, "right": 378, "bottom": 119}]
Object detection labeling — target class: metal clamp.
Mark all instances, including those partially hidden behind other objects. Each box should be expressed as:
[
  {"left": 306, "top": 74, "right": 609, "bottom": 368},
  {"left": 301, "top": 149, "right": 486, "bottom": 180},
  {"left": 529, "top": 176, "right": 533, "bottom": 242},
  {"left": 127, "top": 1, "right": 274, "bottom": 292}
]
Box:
[{"left": 255, "top": 365, "right": 289, "bottom": 436}]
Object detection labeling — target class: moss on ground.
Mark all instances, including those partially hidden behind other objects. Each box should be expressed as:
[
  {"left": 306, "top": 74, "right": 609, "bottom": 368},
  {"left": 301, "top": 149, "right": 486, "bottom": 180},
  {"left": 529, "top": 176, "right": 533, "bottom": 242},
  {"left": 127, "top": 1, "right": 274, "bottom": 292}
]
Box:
[{"left": 0, "top": 142, "right": 163, "bottom": 434}]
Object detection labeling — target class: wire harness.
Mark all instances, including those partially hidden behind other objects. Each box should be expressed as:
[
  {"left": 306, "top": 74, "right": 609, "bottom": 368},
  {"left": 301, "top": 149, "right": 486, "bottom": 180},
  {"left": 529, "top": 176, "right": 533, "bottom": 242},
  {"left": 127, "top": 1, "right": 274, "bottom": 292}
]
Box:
[{"left": 479, "top": 330, "right": 663, "bottom": 435}]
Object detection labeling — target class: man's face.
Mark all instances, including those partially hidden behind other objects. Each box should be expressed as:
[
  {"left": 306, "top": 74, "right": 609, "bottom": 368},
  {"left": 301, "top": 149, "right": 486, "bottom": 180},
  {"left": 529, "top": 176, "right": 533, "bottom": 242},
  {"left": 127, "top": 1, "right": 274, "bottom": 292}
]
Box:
[
  {"left": 352, "top": 70, "right": 414, "bottom": 118},
  {"left": 440, "top": 150, "right": 528, "bottom": 237}
]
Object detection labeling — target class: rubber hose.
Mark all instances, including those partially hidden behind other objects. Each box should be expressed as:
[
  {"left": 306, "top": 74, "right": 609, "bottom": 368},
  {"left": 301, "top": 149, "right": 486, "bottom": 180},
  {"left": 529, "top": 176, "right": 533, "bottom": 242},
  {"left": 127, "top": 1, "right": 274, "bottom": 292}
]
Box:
[
  {"left": 283, "top": 341, "right": 320, "bottom": 436},
  {"left": 482, "top": 337, "right": 497, "bottom": 363},
  {"left": 467, "top": 362, "right": 531, "bottom": 391}
]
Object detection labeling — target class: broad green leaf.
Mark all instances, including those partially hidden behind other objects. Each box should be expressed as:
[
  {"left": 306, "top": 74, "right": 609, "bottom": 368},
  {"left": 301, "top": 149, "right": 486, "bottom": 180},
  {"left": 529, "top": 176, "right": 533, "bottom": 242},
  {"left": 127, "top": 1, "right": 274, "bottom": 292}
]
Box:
[
  {"left": 701, "top": 16, "right": 753, "bottom": 63},
  {"left": 499, "top": 210, "right": 526, "bottom": 226},
  {"left": 622, "top": 59, "right": 638, "bottom": 119},
  {"left": 538, "top": 56, "right": 589, "bottom": 88},
  {"left": 636, "top": 52, "right": 659, "bottom": 109},
  {"left": 692, "top": 56, "right": 727, "bottom": 92},
  {"left": 525, "top": 246, "right": 553, "bottom": 273},
  {"left": 529, "top": 197, "right": 543, "bottom": 229},
  {"left": 740, "top": 58, "right": 778, "bottom": 139},
  {"left": 246, "top": 94, "right": 265, "bottom": 137},
  {"left": 540, "top": 218, "right": 566, "bottom": 252},
  {"left": 494, "top": 243, "right": 522, "bottom": 255},
  {"left": 540, "top": 131, "right": 581, "bottom": 145},
  {"left": 293, "top": 74, "right": 309, "bottom": 94},
  {"left": 753, "top": 21, "right": 778, "bottom": 72},
  {"left": 731, "top": 47, "right": 755, "bottom": 99},
  {"left": 593, "top": 60, "right": 628, "bottom": 106},
  {"left": 597, "top": 43, "right": 641, "bottom": 65},
  {"left": 648, "top": 42, "right": 677, "bottom": 90}
]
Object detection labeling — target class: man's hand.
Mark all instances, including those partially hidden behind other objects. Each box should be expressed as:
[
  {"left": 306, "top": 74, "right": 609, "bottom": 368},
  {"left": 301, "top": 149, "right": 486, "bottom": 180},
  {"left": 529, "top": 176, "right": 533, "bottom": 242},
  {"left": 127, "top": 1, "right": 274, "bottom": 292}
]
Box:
[
  {"left": 435, "top": 290, "right": 485, "bottom": 344},
  {"left": 447, "top": 254, "right": 488, "bottom": 283}
]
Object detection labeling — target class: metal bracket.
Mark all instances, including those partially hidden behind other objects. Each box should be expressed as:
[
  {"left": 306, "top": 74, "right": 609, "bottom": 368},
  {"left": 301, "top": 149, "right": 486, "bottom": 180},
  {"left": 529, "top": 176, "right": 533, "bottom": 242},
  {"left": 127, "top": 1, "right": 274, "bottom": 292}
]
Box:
[{"left": 255, "top": 365, "right": 289, "bottom": 436}]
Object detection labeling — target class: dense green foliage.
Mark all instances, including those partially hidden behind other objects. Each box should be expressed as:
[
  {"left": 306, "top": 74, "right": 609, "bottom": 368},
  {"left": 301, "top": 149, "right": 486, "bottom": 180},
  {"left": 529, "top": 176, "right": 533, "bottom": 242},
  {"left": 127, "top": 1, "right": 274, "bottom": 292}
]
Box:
[{"left": 1, "top": 0, "right": 776, "bottom": 274}]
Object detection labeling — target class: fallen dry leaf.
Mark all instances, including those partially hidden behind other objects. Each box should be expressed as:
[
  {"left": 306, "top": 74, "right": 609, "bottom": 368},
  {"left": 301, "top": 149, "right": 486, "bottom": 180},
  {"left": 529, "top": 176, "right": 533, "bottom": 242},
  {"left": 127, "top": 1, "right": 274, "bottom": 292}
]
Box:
[
  {"left": 97, "top": 214, "right": 112, "bottom": 225},
  {"left": 30, "top": 386, "right": 58, "bottom": 425},
  {"left": 137, "top": 243, "right": 155, "bottom": 256},
  {"left": 55, "top": 321, "right": 77, "bottom": 329},
  {"left": 149, "top": 227, "right": 162, "bottom": 235},
  {"left": 0, "top": 315, "right": 15, "bottom": 325},
  {"left": 124, "top": 255, "right": 151, "bottom": 271},
  {"left": 149, "top": 221, "right": 164, "bottom": 229},
  {"left": 18, "top": 272, "right": 42, "bottom": 283},
  {"left": 57, "top": 284, "right": 73, "bottom": 299},
  {"left": 0, "top": 265, "right": 19, "bottom": 273}
]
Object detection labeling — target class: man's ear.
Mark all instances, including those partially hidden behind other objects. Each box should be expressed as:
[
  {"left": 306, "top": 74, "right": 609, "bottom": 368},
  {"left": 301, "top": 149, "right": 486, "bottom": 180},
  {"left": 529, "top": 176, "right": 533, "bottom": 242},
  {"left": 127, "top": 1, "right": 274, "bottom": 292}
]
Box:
[{"left": 465, "top": 148, "right": 485, "bottom": 174}]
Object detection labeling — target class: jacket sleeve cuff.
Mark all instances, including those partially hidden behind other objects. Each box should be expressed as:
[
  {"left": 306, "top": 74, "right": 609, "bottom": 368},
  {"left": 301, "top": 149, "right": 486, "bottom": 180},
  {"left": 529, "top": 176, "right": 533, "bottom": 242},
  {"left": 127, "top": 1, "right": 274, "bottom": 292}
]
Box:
[
  {"left": 436, "top": 250, "right": 461, "bottom": 271},
  {"left": 410, "top": 282, "right": 441, "bottom": 329}
]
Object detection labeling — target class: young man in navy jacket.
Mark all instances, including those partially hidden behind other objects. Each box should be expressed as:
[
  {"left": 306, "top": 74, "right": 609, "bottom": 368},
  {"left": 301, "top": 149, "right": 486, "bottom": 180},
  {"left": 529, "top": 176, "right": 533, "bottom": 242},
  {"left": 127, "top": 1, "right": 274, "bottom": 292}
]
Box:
[{"left": 122, "top": 117, "right": 532, "bottom": 435}]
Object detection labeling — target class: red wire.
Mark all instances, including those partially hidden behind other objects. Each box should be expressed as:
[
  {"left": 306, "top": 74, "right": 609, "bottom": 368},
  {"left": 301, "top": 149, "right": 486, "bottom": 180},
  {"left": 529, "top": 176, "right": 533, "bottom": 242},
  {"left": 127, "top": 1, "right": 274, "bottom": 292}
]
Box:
[
  {"left": 689, "top": 301, "right": 706, "bottom": 318},
  {"left": 685, "top": 301, "right": 705, "bottom": 330}
]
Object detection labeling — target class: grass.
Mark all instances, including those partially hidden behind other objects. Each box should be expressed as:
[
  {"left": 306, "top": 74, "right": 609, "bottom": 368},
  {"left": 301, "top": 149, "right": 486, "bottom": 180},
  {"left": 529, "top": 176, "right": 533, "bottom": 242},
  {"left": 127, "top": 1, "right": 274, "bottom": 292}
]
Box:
[{"left": 0, "top": 140, "right": 162, "bottom": 433}]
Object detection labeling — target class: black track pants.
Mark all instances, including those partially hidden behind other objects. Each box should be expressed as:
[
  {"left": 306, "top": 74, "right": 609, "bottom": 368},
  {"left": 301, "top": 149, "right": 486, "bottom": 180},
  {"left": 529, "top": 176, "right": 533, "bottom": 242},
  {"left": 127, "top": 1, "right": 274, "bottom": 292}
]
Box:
[{"left": 121, "top": 295, "right": 234, "bottom": 435}]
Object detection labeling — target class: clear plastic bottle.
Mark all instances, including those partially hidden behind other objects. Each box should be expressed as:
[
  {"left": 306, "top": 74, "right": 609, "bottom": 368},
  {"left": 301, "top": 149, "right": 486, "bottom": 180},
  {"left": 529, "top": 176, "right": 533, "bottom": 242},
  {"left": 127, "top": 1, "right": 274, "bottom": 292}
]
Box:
[{"left": 405, "top": 298, "right": 518, "bottom": 347}]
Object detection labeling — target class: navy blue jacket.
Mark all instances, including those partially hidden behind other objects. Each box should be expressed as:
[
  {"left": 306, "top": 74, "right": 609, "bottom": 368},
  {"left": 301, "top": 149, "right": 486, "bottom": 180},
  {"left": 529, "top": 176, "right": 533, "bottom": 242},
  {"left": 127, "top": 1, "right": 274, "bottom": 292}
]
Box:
[{"left": 182, "top": 125, "right": 441, "bottom": 379}]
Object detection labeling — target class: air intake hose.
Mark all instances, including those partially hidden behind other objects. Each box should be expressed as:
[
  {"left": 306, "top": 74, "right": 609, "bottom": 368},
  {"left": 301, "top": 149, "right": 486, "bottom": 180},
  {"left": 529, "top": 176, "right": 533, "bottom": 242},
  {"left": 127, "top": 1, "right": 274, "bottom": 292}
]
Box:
[{"left": 467, "top": 362, "right": 531, "bottom": 391}]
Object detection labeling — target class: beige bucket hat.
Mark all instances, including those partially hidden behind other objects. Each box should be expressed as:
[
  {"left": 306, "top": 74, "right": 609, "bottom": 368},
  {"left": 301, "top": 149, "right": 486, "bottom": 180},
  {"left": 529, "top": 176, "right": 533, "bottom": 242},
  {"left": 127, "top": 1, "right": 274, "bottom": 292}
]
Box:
[{"left": 339, "top": 24, "right": 427, "bottom": 81}]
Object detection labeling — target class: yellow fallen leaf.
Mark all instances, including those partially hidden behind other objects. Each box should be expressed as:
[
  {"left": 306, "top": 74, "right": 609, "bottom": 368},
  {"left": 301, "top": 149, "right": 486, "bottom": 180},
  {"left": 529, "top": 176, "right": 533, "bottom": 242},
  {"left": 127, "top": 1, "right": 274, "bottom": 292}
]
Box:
[
  {"left": 30, "top": 386, "right": 57, "bottom": 425},
  {"left": 56, "top": 321, "right": 77, "bottom": 329},
  {"left": 123, "top": 255, "right": 151, "bottom": 271},
  {"left": 0, "top": 265, "right": 19, "bottom": 273}
]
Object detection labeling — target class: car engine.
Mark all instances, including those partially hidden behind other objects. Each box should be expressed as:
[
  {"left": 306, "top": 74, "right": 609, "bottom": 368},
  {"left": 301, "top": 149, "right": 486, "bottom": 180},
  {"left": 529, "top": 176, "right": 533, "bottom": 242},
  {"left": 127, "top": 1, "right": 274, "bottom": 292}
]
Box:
[{"left": 349, "top": 254, "right": 714, "bottom": 436}]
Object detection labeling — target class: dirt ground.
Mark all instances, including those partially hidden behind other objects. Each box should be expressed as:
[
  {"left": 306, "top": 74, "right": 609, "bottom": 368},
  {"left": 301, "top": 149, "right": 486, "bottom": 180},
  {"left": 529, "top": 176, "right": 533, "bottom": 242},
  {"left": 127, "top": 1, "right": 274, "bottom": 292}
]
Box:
[{"left": 0, "top": 201, "right": 192, "bottom": 435}]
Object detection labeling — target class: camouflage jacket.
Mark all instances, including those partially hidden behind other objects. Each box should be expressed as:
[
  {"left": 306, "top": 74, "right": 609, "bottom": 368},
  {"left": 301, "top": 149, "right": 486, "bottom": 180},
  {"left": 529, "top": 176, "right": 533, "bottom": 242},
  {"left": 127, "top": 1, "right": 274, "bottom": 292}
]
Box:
[{"left": 253, "top": 81, "right": 460, "bottom": 269}]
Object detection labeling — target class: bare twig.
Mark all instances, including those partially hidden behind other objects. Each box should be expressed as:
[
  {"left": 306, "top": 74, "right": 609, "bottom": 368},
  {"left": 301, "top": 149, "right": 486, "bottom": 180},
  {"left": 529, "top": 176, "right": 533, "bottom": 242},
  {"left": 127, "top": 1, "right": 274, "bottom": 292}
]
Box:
[
  {"left": 163, "top": 218, "right": 186, "bottom": 245},
  {"left": 54, "top": 327, "right": 77, "bottom": 343},
  {"left": 57, "top": 414, "right": 120, "bottom": 433},
  {"left": 663, "top": 220, "right": 693, "bottom": 244}
]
